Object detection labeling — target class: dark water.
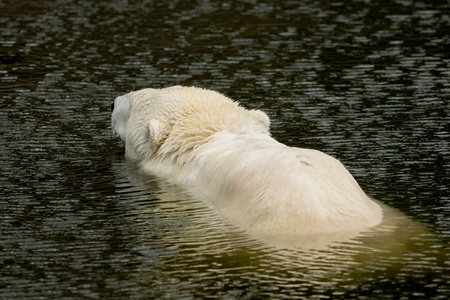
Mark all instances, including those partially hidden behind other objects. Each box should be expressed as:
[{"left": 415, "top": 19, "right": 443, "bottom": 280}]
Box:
[{"left": 1, "top": 0, "right": 449, "bottom": 298}]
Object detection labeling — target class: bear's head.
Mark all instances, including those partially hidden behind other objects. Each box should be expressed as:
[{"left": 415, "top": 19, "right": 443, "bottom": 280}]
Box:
[{"left": 111, "top": 87, "right": 178, "bottom": 160}]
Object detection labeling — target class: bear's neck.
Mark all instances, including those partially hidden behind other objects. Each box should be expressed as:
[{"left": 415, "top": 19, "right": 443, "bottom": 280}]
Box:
[{"left": 156, "top": 109, "right": 265, "bottom": 165}]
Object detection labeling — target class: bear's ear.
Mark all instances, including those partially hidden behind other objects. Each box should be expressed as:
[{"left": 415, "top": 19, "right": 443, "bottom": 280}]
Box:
[
  {"left": 133, "top": 119, "right": 169, "bottom": 157},
  {"left": 148, "top": 119, "right": 169, "bottom": 148},
  {"left": 249, "top": 109, "right": 270, "bottom": 131}
]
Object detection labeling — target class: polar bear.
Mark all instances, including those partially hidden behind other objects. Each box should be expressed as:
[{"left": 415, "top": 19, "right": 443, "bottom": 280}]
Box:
[{"left": 111, "top": 86, "right": 383, "bottom": 238}]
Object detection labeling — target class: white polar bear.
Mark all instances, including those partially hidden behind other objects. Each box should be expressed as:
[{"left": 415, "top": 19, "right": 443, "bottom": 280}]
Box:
[{"left": 111, "top": 86, "right": 382, "bottom": 238}]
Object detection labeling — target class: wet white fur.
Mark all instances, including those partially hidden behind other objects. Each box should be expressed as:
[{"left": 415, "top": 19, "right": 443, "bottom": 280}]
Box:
[{"left": 111, "top": 86, "right": 382, "bottom": 236}]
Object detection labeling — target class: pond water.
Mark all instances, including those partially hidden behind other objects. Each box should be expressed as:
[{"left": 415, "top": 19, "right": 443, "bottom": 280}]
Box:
[{"left": 1, "top": 0, "right": 449, "bottom": 298}]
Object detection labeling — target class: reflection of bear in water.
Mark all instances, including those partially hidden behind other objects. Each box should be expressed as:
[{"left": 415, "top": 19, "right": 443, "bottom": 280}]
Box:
[{"left": 111, "top": 86, "right": 383, "bottom": 240}]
